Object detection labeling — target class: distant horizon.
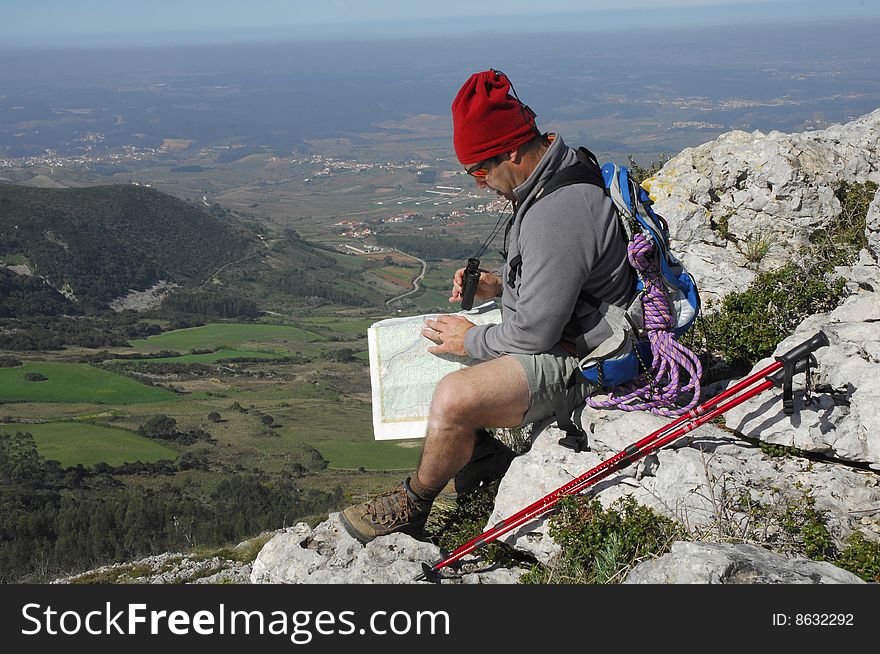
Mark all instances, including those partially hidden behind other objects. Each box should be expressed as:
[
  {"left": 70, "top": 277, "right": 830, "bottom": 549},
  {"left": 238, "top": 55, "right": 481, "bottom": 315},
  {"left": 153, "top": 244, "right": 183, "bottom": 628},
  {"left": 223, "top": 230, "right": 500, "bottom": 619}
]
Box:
[
  {"left": 3, "top": 0, "right": 879, "bottom": 50},
  {"left": 3, "top": 15, "right": 879, "bottom": 167},
  {"left": 3, "top": 14, "right": 879, "bottom": 56}
]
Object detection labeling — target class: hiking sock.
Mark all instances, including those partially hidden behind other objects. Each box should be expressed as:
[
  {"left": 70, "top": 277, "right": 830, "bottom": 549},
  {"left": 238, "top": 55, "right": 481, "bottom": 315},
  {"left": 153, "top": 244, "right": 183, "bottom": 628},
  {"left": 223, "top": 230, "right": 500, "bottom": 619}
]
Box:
[{"left": 407, "top": 474, "right": 442, "bottom": 502}]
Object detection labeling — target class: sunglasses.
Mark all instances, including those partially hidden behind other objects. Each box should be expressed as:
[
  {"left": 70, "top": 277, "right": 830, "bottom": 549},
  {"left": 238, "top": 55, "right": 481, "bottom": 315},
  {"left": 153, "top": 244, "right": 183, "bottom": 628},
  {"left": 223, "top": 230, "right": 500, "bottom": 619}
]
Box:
[{"left": 465, "top": 155, "right": 502, "bottom": 178}]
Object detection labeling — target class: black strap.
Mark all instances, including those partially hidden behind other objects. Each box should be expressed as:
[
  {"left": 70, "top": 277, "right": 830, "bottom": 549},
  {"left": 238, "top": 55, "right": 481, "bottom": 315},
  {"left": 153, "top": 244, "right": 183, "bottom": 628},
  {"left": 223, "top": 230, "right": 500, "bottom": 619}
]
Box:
[
  {"left": 534, "top": 147, "right": 605, "bottom": 202},
  {"left": 505, "top": 147, "right": 605, "bottom": 287},
  {"left": 770, "top": 354, "right": 817, "bottom": 416},
  {"left": 506, "top": 255, "right": 522, "bottom": 289},
  {"left": 521, "top": 146, "right": 605, "bottom": 451},
  {"left": 553, "top": 395, "right": 590, "bottom": 453}
]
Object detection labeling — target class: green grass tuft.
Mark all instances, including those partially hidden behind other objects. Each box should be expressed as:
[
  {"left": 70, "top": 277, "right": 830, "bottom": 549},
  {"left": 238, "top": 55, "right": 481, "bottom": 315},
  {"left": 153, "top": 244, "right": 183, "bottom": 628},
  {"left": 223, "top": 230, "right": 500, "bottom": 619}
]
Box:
[{"left": 520, "top": 496, "right": 686, "bottom": 584}]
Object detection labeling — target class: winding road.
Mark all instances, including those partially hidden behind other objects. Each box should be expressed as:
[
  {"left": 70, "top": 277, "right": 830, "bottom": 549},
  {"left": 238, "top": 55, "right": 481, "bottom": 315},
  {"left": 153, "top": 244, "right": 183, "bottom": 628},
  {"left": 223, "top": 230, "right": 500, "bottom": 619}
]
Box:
[{"left": 385, "top": 249, "right": 428, "bottom": 306}]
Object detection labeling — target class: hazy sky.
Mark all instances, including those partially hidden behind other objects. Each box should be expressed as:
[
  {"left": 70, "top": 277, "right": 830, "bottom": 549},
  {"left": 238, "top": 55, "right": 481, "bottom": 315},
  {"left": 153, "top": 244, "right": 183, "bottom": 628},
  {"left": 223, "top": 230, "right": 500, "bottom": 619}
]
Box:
[{"left": 3, "top": 0, "right": 879, "bottom": 48}]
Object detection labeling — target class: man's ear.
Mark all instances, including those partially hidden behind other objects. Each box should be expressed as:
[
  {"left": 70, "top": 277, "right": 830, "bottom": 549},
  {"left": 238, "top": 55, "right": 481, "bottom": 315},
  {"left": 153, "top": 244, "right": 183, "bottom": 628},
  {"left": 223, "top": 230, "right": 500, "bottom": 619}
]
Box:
[{"left": 506, "top": 147, "right": 521, "bottom": 164}]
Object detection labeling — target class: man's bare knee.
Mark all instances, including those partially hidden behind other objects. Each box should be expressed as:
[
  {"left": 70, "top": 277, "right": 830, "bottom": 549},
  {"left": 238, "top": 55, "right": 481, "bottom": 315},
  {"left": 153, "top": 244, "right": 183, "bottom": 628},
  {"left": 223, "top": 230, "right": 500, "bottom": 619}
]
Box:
[{"left": 429, "top": 371, "right": 478, "bottom": 427}]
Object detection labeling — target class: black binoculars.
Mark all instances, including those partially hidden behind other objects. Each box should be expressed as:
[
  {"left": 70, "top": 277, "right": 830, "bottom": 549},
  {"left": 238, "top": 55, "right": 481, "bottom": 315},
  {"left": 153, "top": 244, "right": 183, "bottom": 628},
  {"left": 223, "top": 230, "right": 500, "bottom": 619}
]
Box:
[{"left": 460, "top": 257, "right": 481, "bottom": 311}]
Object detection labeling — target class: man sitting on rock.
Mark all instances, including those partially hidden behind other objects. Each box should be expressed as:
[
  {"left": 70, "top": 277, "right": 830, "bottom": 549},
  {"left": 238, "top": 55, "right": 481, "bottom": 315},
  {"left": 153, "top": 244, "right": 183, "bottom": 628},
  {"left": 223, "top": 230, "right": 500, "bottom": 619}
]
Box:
[{"left": 340, "top": 69, "right": 635, "bottom": 543}]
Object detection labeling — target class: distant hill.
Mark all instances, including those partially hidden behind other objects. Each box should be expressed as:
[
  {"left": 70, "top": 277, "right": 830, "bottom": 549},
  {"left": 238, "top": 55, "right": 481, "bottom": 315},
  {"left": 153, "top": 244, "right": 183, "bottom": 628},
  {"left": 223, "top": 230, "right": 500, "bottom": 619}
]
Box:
[
  {"left": 0, "top": 183, "right": 393, "bottom": 322},
  {"left": 0, "top": 183, "right": 262, "bottom": 310}
]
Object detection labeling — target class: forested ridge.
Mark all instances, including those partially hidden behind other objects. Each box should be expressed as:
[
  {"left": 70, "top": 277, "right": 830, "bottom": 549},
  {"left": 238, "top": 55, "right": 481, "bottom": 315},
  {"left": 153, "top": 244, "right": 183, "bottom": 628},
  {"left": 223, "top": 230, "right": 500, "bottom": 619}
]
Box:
[
  {"left": 0, "top": 185, "right": 398, "bottom": 325},
  {"left": 0, "top": 183, "right": 261, "bottom": 309}
]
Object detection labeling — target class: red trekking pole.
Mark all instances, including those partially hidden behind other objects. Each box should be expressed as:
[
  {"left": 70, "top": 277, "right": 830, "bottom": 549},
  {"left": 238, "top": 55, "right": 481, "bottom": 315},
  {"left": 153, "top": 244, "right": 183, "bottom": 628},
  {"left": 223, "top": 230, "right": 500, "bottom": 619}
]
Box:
[{"left": 415, "top": 331, "right": 829, "bottom": 582}]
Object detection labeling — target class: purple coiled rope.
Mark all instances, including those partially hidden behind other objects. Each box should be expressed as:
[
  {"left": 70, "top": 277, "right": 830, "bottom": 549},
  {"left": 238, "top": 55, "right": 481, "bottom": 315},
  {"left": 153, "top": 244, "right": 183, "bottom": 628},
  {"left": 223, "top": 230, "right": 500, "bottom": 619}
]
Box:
[{"left": 586, "top": 232, "right": 702, "bottom": 417}]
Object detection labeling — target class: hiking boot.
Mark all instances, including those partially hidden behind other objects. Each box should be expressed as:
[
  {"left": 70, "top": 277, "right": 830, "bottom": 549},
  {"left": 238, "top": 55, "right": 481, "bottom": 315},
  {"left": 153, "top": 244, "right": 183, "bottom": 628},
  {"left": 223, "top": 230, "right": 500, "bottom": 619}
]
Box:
[
  {"left": 339, "top": 477, "right": 433, "bottom": 544},
  {"left": 441, "top": 432, "right": 516, "bottom": 499}
]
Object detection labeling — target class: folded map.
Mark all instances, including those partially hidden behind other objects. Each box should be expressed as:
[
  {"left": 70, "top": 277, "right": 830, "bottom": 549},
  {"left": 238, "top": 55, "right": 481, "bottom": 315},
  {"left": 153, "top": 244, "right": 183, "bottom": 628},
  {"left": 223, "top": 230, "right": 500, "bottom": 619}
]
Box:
[{"left": 367, "top": 301, "right": 502, "bottom": 440}]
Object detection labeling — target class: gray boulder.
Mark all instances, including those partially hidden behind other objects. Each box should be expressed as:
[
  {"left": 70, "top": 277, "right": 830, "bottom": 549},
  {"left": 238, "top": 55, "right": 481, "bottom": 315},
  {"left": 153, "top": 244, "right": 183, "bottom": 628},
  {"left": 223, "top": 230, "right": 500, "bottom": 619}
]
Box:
[
  {"left": 623, "top": 541, "right": 864, "bottom": 584},
  {"left": 725, "top": 286, "right": 880, "bottom": 470},
  {"left": 645, "top": 108, "right": 880, "bottom": 304},
  {"left": 249, "top": 513, "right": 525, "bottom": 584}
]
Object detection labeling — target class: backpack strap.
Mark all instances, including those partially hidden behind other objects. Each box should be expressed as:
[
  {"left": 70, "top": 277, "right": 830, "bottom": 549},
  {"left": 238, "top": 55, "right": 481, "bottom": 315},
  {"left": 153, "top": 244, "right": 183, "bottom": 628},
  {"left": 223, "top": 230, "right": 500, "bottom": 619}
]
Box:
[
  {"left": 506, "top": 147, "right": 607, "bottom": 291},
  {"left": 529, "top": 147, "right": 619, "bottom": 448},
  {"left": 554, "top": 393, "right": 590, "bottom": 453},
  {"left": 534, "top": 147, "right": 605, "bottom": 202}
]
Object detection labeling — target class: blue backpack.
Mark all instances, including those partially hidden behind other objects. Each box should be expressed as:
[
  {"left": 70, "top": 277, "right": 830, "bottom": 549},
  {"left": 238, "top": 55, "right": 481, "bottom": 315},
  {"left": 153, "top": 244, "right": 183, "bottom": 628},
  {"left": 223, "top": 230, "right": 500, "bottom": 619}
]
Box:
[{"left": 536, "top": 147, "right": 701, "bottom": 390}]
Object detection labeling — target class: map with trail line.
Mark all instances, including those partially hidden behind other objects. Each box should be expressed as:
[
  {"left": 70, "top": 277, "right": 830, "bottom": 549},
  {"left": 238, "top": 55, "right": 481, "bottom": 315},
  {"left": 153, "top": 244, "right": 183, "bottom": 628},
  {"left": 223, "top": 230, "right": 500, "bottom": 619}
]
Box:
[{"left": 368, "top": 302, "right": 502, "bottom": 440}]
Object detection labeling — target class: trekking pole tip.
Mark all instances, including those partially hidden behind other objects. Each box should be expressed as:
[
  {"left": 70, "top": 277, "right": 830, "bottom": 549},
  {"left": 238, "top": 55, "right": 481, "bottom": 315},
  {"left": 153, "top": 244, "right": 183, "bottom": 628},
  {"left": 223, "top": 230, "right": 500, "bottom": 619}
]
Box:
[{"left": 413, "top": 562, "right": 441, "bottom": 583}]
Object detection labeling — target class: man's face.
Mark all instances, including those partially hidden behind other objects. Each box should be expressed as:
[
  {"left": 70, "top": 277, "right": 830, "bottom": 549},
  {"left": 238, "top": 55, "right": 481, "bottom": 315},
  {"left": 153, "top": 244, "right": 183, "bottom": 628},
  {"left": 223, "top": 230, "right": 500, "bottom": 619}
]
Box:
[{"left": 467, "top": 153, "right": 515, "bottom": 201}]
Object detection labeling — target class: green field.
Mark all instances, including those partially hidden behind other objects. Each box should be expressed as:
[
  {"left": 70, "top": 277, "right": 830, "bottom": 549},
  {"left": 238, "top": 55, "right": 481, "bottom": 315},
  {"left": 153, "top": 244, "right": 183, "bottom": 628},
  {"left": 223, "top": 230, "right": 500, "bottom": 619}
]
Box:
[
  {"left": 316, "top": 439, "right": 422, "bottom": 471},
  {"left": 295, "top": 316, "right": 378, "bottom": 337},
  {"left": 197, "top": 389, "right": 422, "bottom": 472},
  {"left": 25, "top": 422, "right": 178, "bottom": 467},
  {"left": 127, "top": 323, "right": 323, "bottom": 353},
  {"left": 1, "top": 319, "right": 421, "bottom": 474},
  {"left": 122, "top": 349, "right": 284, "bottom": 364},
  {"left": 0, "top": 363, "right": 177, "bottom": 404}
]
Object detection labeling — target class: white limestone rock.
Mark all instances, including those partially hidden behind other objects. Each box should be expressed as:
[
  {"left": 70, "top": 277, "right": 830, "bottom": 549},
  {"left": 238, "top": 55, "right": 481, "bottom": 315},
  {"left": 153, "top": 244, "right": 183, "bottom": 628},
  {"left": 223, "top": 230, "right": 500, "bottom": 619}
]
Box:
[
  {"left": 249, "top": 513, "right": 525, "bottom": 584},
  {"left": 489, "top": 406, "right": 880, "bottom": 566},
  {"left": 623, "top": 541, "right": 864, "bottom": 584},
  {"left": 867, "top": 187, "right": 880, "bottom": 263},
  {"left": 725, "top": 290, "right": 880, "bottom": 470},
  {"left": 644, "top": 109, "right": 880, "bottom": 304}
]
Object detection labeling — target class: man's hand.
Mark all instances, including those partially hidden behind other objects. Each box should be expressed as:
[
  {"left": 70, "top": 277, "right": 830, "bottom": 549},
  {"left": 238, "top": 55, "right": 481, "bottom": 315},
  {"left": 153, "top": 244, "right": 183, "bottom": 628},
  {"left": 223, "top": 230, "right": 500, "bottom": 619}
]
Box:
[
  {"left": 422, "top": 315, "right": 475, "bottom": 356},
  {"left": 449, "top": 269, "right": 502, "bottom": 305}
]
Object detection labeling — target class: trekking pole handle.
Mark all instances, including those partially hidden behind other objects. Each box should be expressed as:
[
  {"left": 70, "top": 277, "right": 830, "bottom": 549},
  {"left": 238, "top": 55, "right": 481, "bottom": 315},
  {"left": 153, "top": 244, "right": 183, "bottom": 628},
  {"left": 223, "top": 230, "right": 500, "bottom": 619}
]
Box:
[
  {"left": 773, "top": 331, "right": 829, "bottom": 416},
  {"left": 775, "top": 331, "right": 829, "bottom": 366}
]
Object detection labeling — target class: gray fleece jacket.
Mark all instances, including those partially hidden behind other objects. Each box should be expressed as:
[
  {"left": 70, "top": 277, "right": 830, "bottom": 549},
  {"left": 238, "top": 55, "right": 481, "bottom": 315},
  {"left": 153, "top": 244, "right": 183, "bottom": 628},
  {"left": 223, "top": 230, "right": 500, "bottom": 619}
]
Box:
[{"left": 463, "top": 135, "right": 634, "bottom": 361}]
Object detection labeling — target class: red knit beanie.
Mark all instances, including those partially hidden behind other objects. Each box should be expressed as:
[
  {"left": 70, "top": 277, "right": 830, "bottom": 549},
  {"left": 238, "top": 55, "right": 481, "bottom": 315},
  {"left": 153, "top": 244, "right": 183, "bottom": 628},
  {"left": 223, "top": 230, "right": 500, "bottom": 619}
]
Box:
[{"left": 452, "top": 69, "right": 538, "bottom": 165}]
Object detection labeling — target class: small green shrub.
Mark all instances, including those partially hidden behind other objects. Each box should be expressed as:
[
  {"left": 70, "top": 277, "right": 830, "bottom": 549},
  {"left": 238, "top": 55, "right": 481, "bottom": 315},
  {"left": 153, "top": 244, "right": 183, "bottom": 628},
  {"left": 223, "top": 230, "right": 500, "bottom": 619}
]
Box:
[
  {"left": 520, "top": 495, "right": 685, "bottom": 584},
  {"left": 694, "top": 262, "right": 846, "bottom": 373},
  {"left": 425, "top": 482, "right": 524, "bottom": 569},
  {"left": 834, "top": 532, "right": 880, "bottom": 583},
  {"left": 781, "top": 493, "right": 835, "bottom": 561},
  {"left": 627, "top": 154, "right": 670, "bottom": 186},
  {"left": 732, "top": 487, "right": 834, "bottom": 561},
  {"left": 811, "top": 180, "right": 877, "bottom": 267},
  {"left": 713, "top": 213, "right": 732, "bottom": 241},
  {"left": 758, "top": 441, "right": 805, "bottom": 458},
  {"left": 694, "top": 179, "right": 876, "bottom": 374},
  {"left": 740, "top": 229, "right": 776, "bottom": 268},
  {"left": 744, "top": 488, "right": 880, "bottom": 582}
]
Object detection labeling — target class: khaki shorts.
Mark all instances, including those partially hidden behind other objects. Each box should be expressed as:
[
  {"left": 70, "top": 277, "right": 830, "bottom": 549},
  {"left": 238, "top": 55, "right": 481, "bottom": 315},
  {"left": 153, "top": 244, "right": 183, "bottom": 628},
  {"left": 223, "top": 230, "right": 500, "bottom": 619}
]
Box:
[{"left": 509, "top": 344, "right": 596, "bottom": 427}]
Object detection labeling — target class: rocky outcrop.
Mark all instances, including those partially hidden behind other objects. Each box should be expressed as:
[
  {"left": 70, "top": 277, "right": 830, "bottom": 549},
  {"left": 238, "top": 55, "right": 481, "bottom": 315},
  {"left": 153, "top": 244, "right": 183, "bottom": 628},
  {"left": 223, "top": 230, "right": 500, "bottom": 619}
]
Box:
[
  {"left": 488, "top": 411, "right": 880, "bottom": 566},
  {"left": 488, "top": 210, "right": 880, "bottom": 564},
  {"left": 725, "top": 288, "right": 880, "bottom": 470},
  {"left": 645, "top": 109, "right": 880, "bottom": 304},
  {"left": 250, "top": 514, "right": 524, "bottom": 584},
  {"left": 52, "top": 530, "right": 280, "bottom": 584},
  {"left": 109, "top": 280, "right": 180, "bottom": 312},
  {"left": 623, "top": 541, "right": 864, "bottom": 584},
  {"left": 53, "top": 552, "right": 253, "bottom": 585}
]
